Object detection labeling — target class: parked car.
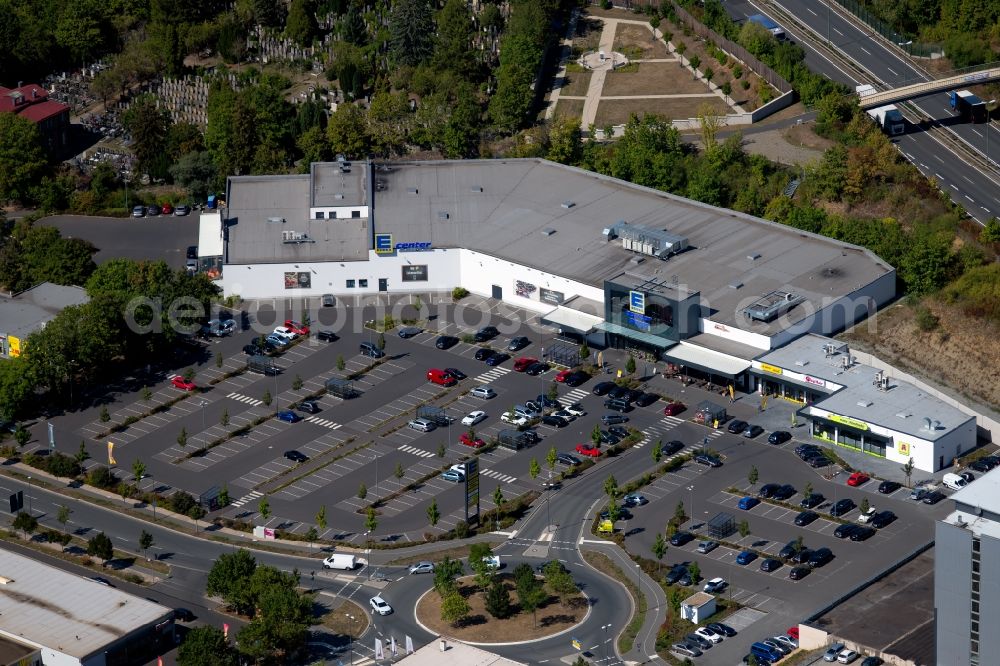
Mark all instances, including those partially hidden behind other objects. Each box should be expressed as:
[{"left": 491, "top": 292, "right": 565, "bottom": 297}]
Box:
[
  {"left": 829, "top": 498, "right": 856, "bottom": 517},
  {"left": 408, "top": 418, "right": 436, "bottom": 432},
  {"left": 296, "top": 400, "right": 320, "bottom": 414},
  {"left": 132, "top": 205, "right": 146, "bottom": 218},
  {"left": 789, "top": 566, "right": 811, "bottom": 580},
  {"left": 461, "top": 411, "right": 487, "bottom": 426},
  {"left": 707, "top": 622, "right": 736, "bottom": 637},
  {"left": 846, "top": 472, "right": 870, "bottom": 487},
  {"left": 525, "top": 362, "right": 550, "bottom": 376},
  {"left": 316, "top": 330, "right": 338, "bottom": 342},
  {"left": 909, "top": 487, "right": 929, "bottom": 501},
  {"left": 485, "top": 353, "right": 509, "bottom": 366},
  {"left": 471, "top": 386, "right": 496, "bottom": 399},
  {"left": 273, "top": 326, "right": 297, "bottom": 341},
  {"left": 773, "top": 484, "right": 797, "bottom": 501},
  {"left": 408, "top": 561, "right": 434, "bottom": 575},
  {"left": 552, "top": 409, "right": 575, "bottom": 422},
  {"left": 603, "top": 398, "right": 632, "bottom": 413},
  {"left": 592, "top": 381, "right": 616, "bottom": 396},
  {"left": 824, "top": 642, "right": 846, "bottom": 662},
  {"left": 575, "top": 444, "right": 600, "bottom": 458},
  {"left": 758, "top": 483, "right": 781, "bottom": 499},
  {"left": 398, "top": 326, "right": 422, "bottom": 338},
  {"left": 441, "top": 470, "right": 464, "bottom": 482},
  {"left": 174, "top": 204, "right": 190, "bottom": 216},
  {"left": 557, "top": 453, "right": 581, "bottom": 466},
  {"left": 697, "top": 540, "right": 719, "bottom": 554},
  {"left": 474, "top": 348, "right": 495, "bottom": 361},
  {"left": 565, "top": 403, "right": 586, "bottom": 416},
  {"left": 507, "top": 336, "right": 529, "bottom": 351},
  {"left": 459, "top": 432, "right": 486, "bottom": 448},
  {"left": 445, "top": 367, "right": 467, "bottom": 380},
  {"left": 436, "top": 335, "right": 459, "bottom": 349},
  {"left": 663, "top": 402, "right": 686, "bottom": 416},
  {"left": 870, "top": 510, "right": 896, "bottom": 529},
  {"left": 694, "top": 626, "right": 723, "bottom": 644},
  {"left": 513, "top": 357, "right": 539, "bottom": 372},
  {"left": 542, "top": 415, "right": 568, "bottom": 428},
  {"left": 694, "top": 452, "right": 722, "bottom": 467},
  {"left": 760, "top": 558, "right": 782, "bottom": 572},
  {"left": 794, "top": 510, "right": 819, "bottom": 526},
  {"left": 703, "top": 577, "right": 727, "bottom": 593},
  {"left": 850, "top": 526, "right": 876, "bottom": 541},
  {"left": 284, "top": 450, "right": 308, "bottom": 463},
  {"left": 857, "top": 506, "right": 877, "bottom": 524},
  {"left": 147, "top": 204, "right": 161, "bottom": 216},
  {"left": 768, "top": 430, "right": 792, "bottom": 445},
  {"left": 877, "top": 480, "right": 901, "bottom": 494},
  {"left": 736, "top": 550, "right": 757, "bottom": 565},
  {"left": 563, "top": 371, "right": 590, "bottom": 387},
  {"left": 779, "top": 539, "right": 804, "bottom": 560},
  {"left": 669, "top": 531, "right": 694, "bottom": 547},
  {"left": 739, "top": 496, "right": 760, "bottom": 510},
  {"left": 837, "top": 649, "right": 859, "bottom": 664},
  {"left": 473, "top": 326, "right": 498, "bottom": 342},
  {"left": 860, "top": 658, "right": 884, "bottom": 666},
  {"left": 743, "top": 424, "right": 764, "bottom": 438},
  {"left": 634, "top": 392, "right": 659, "bottom": 407},
  {"left": 500, "top": 412, "right": 529, "bottom": 426},
  {"left": 922, "top": 490, "right": 946, "bottom": 505},
  {"left": 686, "top": 633, "right": 713, "bottom": 650},
  {"left": 672, "top": 643, "right": 702, "bottom": 658},
  {"left": 171, "top": 376, "right": 196, "bottom": 391},
  {"left": 276, "top": 410, "right": 302, "bottom": 423},
  {"left": 809, "top": 547, "right": 834, "bottom": 567},
  {"left": 554, "top": 369, "right": 573, "bottom": 383},
  {"left": 834, "top": 524, "right": 860, "bottom": 539},
  {"left": 601, "top": 414, "right": 629, "bottom": 425},
  {"left": 727, "top": 419, "right": 749, "bottom": 434},
  {"left": 284, "top": 319, "right": 309, "bottom": 335},
  {"left": 663, "top": 440, "right": 685, "bottom": 456}
]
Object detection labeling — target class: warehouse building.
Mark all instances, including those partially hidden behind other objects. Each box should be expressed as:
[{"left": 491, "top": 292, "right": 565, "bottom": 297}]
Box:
[{"left": 0, "top": 282, "right": 89, "bottom": 358}]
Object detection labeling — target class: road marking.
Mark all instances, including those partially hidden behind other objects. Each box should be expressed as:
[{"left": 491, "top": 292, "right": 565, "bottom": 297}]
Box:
[
  {"left": 935, "top": 173, "right": 944, "bottom": 180},
  {"left": 964, "top": 176, "right": 975, "bottom": 184},
  {"left": 860, "top": 46, "right": 872, "bottom": 55},
  {"left": 933, "top": 154, "right": 944, "bottom": 162},
  {"left": 473, "top": 367, "right": 512, "bottom": 383},
  {"left": 833, "top": 27, "right": 843, "bottom": 36},
  {"left": 972, "top": 129, "right": 984, "bottom": 138},
  {"left": 966, "top": 195, "right": 975, "bottom": 202},
  {"left": 806, "top": 6, "right": 816, "bottom": 15},
  {"left": 983, "top": 207, "right": 991, "bottom": 213},
  {"left": 227, "top": 392, "right": 263, "bottom": 406},
  {"left": 231, "top": 490, "right": 264, "bottom": 507},
  {"left": 482, "top": 469, "right": 518, "bottom": 484},
  {"left": 886, "top": 66, "right": 898, "bottom": 76},
  {"left": 398, "top": 444, "right": 435, "bottom": 458},
  {"left": 563, "top": 388, "right": 590, "bottom": 403},
  {"left": 305, "top": 417, "right": 341, "bottom": 429}
]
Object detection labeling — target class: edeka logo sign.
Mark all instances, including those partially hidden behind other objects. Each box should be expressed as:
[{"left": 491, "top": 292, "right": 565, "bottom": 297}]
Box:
[
  {"left": 829, "top": 414, "right": 869, "bottom": 431},
  {"left": 760, "top": 363, "right": 783, "bottom": 375},
  {"left": 629, "top": 290, "right": 645, "bottom": 314},
  {"left": 374, "top": 233, "right": 393, "bottom": 254},
  {"left": 394, "top": 242, "right": 432, "bottom": 251}
]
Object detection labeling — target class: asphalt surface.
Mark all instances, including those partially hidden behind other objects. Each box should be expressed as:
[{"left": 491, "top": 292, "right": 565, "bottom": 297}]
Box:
[
  {"left": 722, "top": 0, "right": 1000, "bottom": 223},
  {"left": 37, "top": 213, "right": 199, "bottom": 269}
]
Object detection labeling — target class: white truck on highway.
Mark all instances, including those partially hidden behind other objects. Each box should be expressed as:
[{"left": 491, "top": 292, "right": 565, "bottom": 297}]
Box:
[{"left": 856, "top": 84, "right": 906, "bottom": 136}]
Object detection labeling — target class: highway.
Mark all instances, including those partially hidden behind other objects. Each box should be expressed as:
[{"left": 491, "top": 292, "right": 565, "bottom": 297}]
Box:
[{"left": 723, "top": 0, "right": 1000, "bottom": 223}]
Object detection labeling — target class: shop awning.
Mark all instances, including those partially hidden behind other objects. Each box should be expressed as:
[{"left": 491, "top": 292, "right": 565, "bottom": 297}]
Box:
[
  {"left": 541, "top": 306, "right": 602, "bottom": 334},
  {"left": 595, "top": 321, "right": 674, "bottom": 349},
  {"left": 663, "top": 342, "right": 751, "bottom": 377}
]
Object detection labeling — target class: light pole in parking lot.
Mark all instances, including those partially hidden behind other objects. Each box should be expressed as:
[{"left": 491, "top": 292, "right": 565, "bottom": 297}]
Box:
[
  {"left": 346, "top": 613, "right": 356, "bottom": 664},
  {"left": 197, "top": 400, "right": 207, "bottom": 431},
  {"left": 687, "top": 484, "right": 695, "bottom": 526}
]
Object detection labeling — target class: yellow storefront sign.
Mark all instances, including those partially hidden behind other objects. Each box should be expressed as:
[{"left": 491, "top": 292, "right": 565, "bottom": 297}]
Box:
[
  {"left": 760, "top": 363, "right": 783, "bottom": 375},
  {"left": 898, "top": 441, "right": 910, "bottom": 456},
  {"left": 7, "top": 335, "right": 21, "bottom": 357},
  {"left": 829, "top": 414, "right": 869, "bottom": 431}
]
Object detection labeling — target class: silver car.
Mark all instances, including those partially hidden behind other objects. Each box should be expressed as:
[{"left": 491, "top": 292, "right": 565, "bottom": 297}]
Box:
[
  {"left": 407, "top": 418, "right": 436, "bottom": 432},
  {"left": 471, "top": 386, "right": 496, "bottom": 399},
  {"left": 408, "top": 561, "right": 435, "bottom": 575}
]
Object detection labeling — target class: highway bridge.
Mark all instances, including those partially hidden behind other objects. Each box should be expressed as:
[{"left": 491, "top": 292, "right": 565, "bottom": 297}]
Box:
[{"left": 858, "top": 65, "right": 1000, "bottom": 109}]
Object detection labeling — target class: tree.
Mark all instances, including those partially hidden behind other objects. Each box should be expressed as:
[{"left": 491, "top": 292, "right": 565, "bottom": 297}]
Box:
[
  {"left": 687, "top": 561, "right": 700, "bottom": 584},
  {"left": 484, "top": 577, "right": 512, "bottom": 619},
  {"left": 427, "top": 498, "right": 440, "bottom": 526},
  {"left": 337, "top": 355, "right": 346, "bottom": 371},
  {"left": 292, "top": 375, "right": 303, "bottom": 390},
  {"left": 139, "top": 530, "right": 154, "bottom": 560},
  {"left": 389, "top": 0, "right": 436, "bottom": 66},
  {"left": 673, "top": 500, "right": 687, "bottom": 524},
  {"left": 591, "top": 424, "right": 602, "bottom": 447},
  {"left": 132, "top": 459, "right": 146, "bottom": 485},
  {"left": 123, "top": 95, "right": 172, "bottom": 181},
  {"left": 305, "top": 526, "right": 318, "bottom": 546},
  {"left": 980, "top": 217, "right": 1000, "bottom": 244},
  {"left": 493, "top": 485, "right": 505, "bottom": 514},
  {"left": 216, "top": 351, "right": 224, "bottom": 368},
  {"left": 316, "top": 504, "right": 327, "bottom": 531},
  {"left": 441, "top": 590, "right": 471, "bottom": 626},
  {"left": 652, "top": 532, "right": 667, "bottom": 561},
  {"left": 141, "top": 387, "right": 152, "bottom": 402},
  {"left": 376, "top": 332, "right": 386, "bottom": 351},
  {"left": 803, "top": 481, "right": 813, "bottom": 498},
  {"left": 177, "top": 427, "right": 188, "bottom": 447},
  {"left": 100, "top": 406, "right": 111, "bottom": 422},
  {"left": 357, "top": 482, "right": 367, "bottom": 499},
  {"left": 206, "top": 549, "right": 258, "bottom": 615},
  {"left": 327, "top": 104, "right": 370, "bottom": 157},
  {"left": 652, "top": 439, "right": 663, "bottom": 464},
  {"left": 218, "top": 486, "right": 230, "bottom": 507},
  {"left": 902, "top": 458, "right": 915, "bottom": 487},
  {"left": 469, "top": 542, "right": 495, "bottom": 590},
  {"left": 0, "top": 112, "right": 47, "bottom": 203},
  {"left": 221, "top": 409, "right": 230, "bottom": 426},
  {"left": 365, "top": 507, "right": 378, "bottom": 536},
  {"left": 860, "top": 497, "right": 870, "bottom": 514},
  {"left": 626, "top": 354, "right": 636, "bottom": 375},
  {"left": 12, "top": 511, "right": 37, "bottom": 539},
  {"left": 437, "top": 442, "right": 446, "bottom": 457},
  {"left": 748, "top": 465, "right": 759, "bottom": 489},
  {"left": 433, "top": 556, "right": 462, "bottom": 595},
  {"left": 604, "top": 475, "right": 619, "bottom": 499},
  {"left": 580, "top": 341, "right": 590, "bottom": 360},
  {"left": 738, "top": 519, "right": 750, "bottom": 538},
  {"left": 14, "top": 426, "right": 29, "bottom": 449},
  {"left": 87, "top": 531, "right": 114, "bottom": 566},
  {"left": 170, "top": 151, "right": 216, "bottom": 201},
  {"left": 605, "top": 495, "right": 621, "bottom": 523},
  {"left": 261, "top": 390, "right": 272, "bottom": 407},
  {"left": 258, "top": 496, "right": 271, "bottom": 522},
  {"left": 285, "top": 0, "right": 319, "bottom": 45},
  {"left": 57, "top": 504, "right": 71, "bottom": 532},
  {"left": 546, "top": 446, "right": 558, "bottom": 472},
  {"left": 517, "top": 573, "right": 547, "bottom": 626},
  {"left": 721, "top": 81, "right": 732, "bottom": 101},
  {"left": 75, "top": 441, "right": 89, "bottom": 466},
  {"left": 547, "top": 115, "right": 583, "bottom": 165},
  {"left": 394, "top": 462, "right": 405, "bottom": 481},
  {"left": 529, "top": 457, "right": 541, "bottom": 480},
  {"left": 177, "top": 626, "right": 238, "bottom": 666}
]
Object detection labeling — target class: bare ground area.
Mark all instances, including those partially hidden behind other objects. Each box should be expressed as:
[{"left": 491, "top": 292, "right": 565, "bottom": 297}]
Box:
[
  {"left": 572, "top": 16, "right": 603, "bottom": 53},
  {"left": 783, "top": 122, "right": 838, "bottom": 151},
  {"left": 554, "top": 98, "right": 586, "bottom": 119},
  {"left": 416, "top": 577, "right": 587, "bottom": 642},
  {"left": 840, "top": 300, "right": 1000, "bottom": 412},
  {"left": 595, "top": 96, "right": 728, "bottom": 126},
  {"left": 602, "top": 63, "right": 706, "bottom": 97},
  {"left": 559, "top": 70, "right": 593, "bottom": 97},
  {"left": 613, "top": 22, "right": 670, "bottom": 59},
  {"left": 318, "top": 599, "right": 369, "bottom": 639},
  {"left": 739, "top": 128, "right": 825, "bottom": 166}
]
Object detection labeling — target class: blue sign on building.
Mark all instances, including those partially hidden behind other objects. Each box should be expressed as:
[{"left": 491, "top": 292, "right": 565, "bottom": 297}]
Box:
[
  {"left": 629, "top": 290, "right": 645, "bottom": 314},
  {"left": 374, "top": 233, "right": 393, "bottom": 254}
]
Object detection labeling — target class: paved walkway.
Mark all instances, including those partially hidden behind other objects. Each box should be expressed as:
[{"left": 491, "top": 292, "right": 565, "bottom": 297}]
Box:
[
  {"left": 580, "top": 17, "right": 620, "bottom": 128},
  {"left": 544, "top": 9, "right": 581, "bottom": 120}
]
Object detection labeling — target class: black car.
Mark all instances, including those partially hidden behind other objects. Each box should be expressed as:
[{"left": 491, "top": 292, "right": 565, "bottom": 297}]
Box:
[
  {"left": 789, "top": 566, "right": 811, "bottom": 580},
  {"left": 634, "top": 392, "right": 659, "bottom": 407},
  {"left": 296, "top": 400, "right": 320, "bottom": 414},
  {"left": 474, "top": 326, "right": 499, "bottom": 342},
  {"left": 969, "top": 459, "right": 993, "bottom": 473},
  {"left": 804, "top": 454, "right": 831, "bottom": 468},
  {"left": 778, "top": 539, "right": 803, "bottom": 560},
  {"left": 685, "top": 633, "right": 713, "bottom": 650},
  {"left": 789, "top": 548, "right": 813, "bottom": 564},
  {"left": 397, "top": 326, "right": 422, "bottom": 338},
  {"left": 608, "top": 425, "right": 630, "bottom": 439},
  {"left": 794, "top": 510, "right": 819, "bottom": 526},
  {"left": 743, "top": 424, "right": 765, "bottom": 438},
  {"left": 768, "top": 430, "right": 792, "bottom": 445},
  {"left": 670, "top": 531, "right": 694, "bottom": 547},
  {"left": 284, "top": 450, "right": 309, "bottom": 463},
  {"left": 525, "top": 362, "right": 550, "bottom": 376},
  {"left": 542, "top": 415, "right": 568, "bottom": 428},
  {"left": 922, "top": 490, "right": 946, "bottom": 505},
  {"left": 474, "top": 348, "right": 495, "bottom": 361},
  {"left": 603, "top": 398, "right": 632, "bottom": 413},
  {"left": 556, "top": 453, "right": 581, "bottom": 466},
  {"left": 147, "top": 203, "right": 161, "bottom": 216},
  {"left": 174, "top": 608, "right": 196, "bottom": 622},
  {"left": 758, "top": 483, "right": 781, "bottom": 499},
  {"left": 485, "top": 352, "right": 509, "bottom": 366},
  {"left": 664, "top": 563, "right": 689, "bottom": 584},
  {"left": 870, "top": 510, "right": 896, "bottom": 529},
  {"left": 760, "top": 558, "right": 782, "bottom": 573},
  {"left": 444, "top": 367, "right": 467, "bottom": 380},
  {"left": 317, "top": 330, "right": 338, "bottom": 342},
  {"left": 773, "top": 484, "right": 797, "bottom": 501},
  {"left": 592, "top": 381, "right": 616, "bottom": 396},
  {"left": 535, "top": 395, "right": 561, "bottom": 409},
  {"left": 727, "top": 419, "right": 749, "bottom": 434},
  {"left": 707, "top": 622, "right": 737, "bottom": 637},
  {"left": 860, "top": 657, "right": 884, "bottom": 666},
  {"left": 608, "top": 385, "right": 631, "bottom": 401},
  {"left": 507, "top": 336, "right": 530, "bottom": 352},
  {"left": 663, "top": 440, "right": 685, "bottom": 456},
  {"left": 877, "top": 480, "right": 901, "bottom": 494},
  {"left": 186, "top": 245, "right": 198, "bottom": 259},
  {"left": 564, "top": 371, "right": 590, "bottom": 387},
  {"left": 695, "top": 452, "right": 722, "bottom": 467},
  {"left": 809, "top": 547, "right": 833, "bottom": 567},
  {"left": 850, "top": 526, "right": 876, "bottom": 541},
  {"left": 243, "top": 343, "right": 262, "bottom": 355},
  {"left": 796, "top": 443, "right": 821, "bottom": 456},
  {"left": 834, "top": 523, "right": 860, "bottom": 539},
  {"left": 436, "top": 335, "right": 459, "bottom": 349},
  {"left": 598, "top": 430, "right": 621, "bottom": 446},
  {"left": 829, "top": 498, "right": 856, "bottom": 517},
  {"left": 800, "top": 493, "right": 825, "bottom": 509}
]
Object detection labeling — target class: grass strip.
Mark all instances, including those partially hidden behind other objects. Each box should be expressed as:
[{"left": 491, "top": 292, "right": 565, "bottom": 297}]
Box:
[{"left": 583, "top": 550, "right": 645, "bottom": 654}]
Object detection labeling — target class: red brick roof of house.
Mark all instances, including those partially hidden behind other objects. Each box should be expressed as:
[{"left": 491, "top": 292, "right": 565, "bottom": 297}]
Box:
[{"left": 0, "top": 84, "right": 69, "bottom": 121}]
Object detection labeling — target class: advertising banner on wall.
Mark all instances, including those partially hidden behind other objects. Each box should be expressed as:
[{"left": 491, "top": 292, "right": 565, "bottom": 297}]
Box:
[
  {"left": 539, "top": 287, "right": 565, "bottom": 305},
  {"left": 284, "top": 272, "right": 312, "bottom": 289},
  {"left": 514, "top": 280, "right": 537, "bottom": 299},
  {"left": 7, "top": 335, "right": 21, "bottom": 357},
  {"left": 401, "top": 265, "right": 428, "bottom": 282}
]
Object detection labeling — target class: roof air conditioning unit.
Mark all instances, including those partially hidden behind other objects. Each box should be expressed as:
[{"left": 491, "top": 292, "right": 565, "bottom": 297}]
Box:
[
  {"left": 267, "top": 217, "right": 285, "bottom": 224},
  {"left": 562, "top": 201, "right": 576, "bottom": 209},
  {"left": 541, "top": 229, "right": 556, "bottom": 236}
]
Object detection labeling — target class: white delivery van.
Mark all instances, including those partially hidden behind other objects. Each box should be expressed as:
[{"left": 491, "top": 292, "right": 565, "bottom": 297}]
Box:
[
  {"left": 322, "top": 554, "right": 357, "bottom": 570},
  {"left": 943, "top": 473, "right": 968, "bottom": 491}
]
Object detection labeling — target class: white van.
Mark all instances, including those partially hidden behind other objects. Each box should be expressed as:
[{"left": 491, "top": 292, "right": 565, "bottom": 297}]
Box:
[
  {"left": 943, "top": 473, "right": 968, "bottom": 491},
  {"left": 322, "top": 553, "right": 357, "bottom": 570}
]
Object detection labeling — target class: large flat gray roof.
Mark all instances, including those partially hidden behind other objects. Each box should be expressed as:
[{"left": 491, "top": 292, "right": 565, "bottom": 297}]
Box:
[
  {"left": 0, "top": 549, "right": 172, "bottom": 658},
  {"left": 226, "top": 174, "right": 370, "bottom": 263},
  {"left": 0, "top": 282, "right": 89, "bottom": 340},
  {"left": 310, "top": 161, "right": 366, "bottom": 207},
  {"left": 949, "top": 466, "right": 1000, "bottom": 519},
  {"left": 372, "top": 159, "right": 892, "bottom": 334}
]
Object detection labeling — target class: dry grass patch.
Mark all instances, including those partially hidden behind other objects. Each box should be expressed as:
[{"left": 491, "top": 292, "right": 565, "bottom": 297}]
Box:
[
  {"left": 318, "top": 599, "right": 369, "bottom": 638},
  {"left": 572, "top": 16, "right": 603, "bottom": 52},
  {"left": 602, "top": 63, "right": 707, "bottom": 96},
  {"left": 386, "top": 542, "right": 495, "bottom": 566},
  {"left": 595, "top": 97, "right": 729, "bottom": 126},
  {"left": 554, "top": 98, "right": 586, "bottom": 120},
  {"left": 559, "top": 71, "right": 593, "bottom": 97},
  {"left": 783, "top": 123, "right": 837, "bottom": 151},
  {"left": 416, "top": 577, "right": 587, "bottom": 643},
  {"left": 614, "top": 23, "right": 670, "bottom": 58}
]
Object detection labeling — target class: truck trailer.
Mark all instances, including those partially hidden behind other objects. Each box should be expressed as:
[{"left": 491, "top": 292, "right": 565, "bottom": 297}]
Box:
[
  {"left": 869, "top": 105, "right": 905, "bottom": 135},
  {"left": 950, "top": 90, "right": 988, "bottom": 123},
  {"left": 747, "top": 14, "right": 785, "bottom": 40}
]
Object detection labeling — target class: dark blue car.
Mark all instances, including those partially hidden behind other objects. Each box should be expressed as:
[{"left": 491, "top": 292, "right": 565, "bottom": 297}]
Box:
[{"left": 277, "top": 410, "right": 302, "bottom": 423}]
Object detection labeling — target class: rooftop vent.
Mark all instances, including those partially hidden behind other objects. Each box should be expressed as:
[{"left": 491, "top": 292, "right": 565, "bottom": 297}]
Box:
[
  {"left": 895, "top": 412, "right": 911, "bottom": 419},
  {"left": 281, "top": 230, "right": 315, "bottom": 244},
  {"left": 747, "top": 253, "right": 761, "bottom": 261},
  {"left": 728, "top": 281, "right": 743, "bottom": 290},
  {"left": 562, "top": 201, "right": 576, "bottom": 209},
  {"left": 630, "top": 256, "right": 644, "bottom": 265},
  {"left": 438, "top": 212, "right": 450, "bottom": 220},
  {"left": 266, "top": 217, "right": 285, "bottom": 224},
  {"left": 471, "top": 186, "right": 483, "bottom": 193},
  {"left": 794, "top": 360, "right": 808, "bottom": 367},
  {"left": 742, "top": 291, "right": 805, "bottom": 323},
  {"left": 334, "top": 193, "right": 344, "bottom": 200},
  {"left": 407, "top": 187, "right": 418, "bottom": 194},
  {"left": 541, "top": 228, "right": 556, "bottom": 236},
  {"left": 856, "top": 400, "right": 872, "bottom": 408},
  {"left": 609, "top": 222, "right": 689, "bottom": 259}
]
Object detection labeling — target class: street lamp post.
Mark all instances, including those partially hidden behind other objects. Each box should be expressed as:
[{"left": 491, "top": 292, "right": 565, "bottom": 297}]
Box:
[
  {"left": 346, "top": 613, "right": 356, "bottom": 665},
  {"left": 26, "top": 476, "right": 32, "bottom": 516},
  {"left": 687, "top": 485, "right": 695, "bottom": 526},
  {"left": 198, "top": 400, "right": 207, "bottom": 431}
]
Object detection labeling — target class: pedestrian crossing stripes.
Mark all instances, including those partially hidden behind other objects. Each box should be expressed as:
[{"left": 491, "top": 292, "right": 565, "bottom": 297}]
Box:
[
  {"left": 474, "top": 367, "right": 512, "bottom": 383},
  {"left": 305, "top": 416, "right": 341, "bottom": 429},
  {"left": 227, "top": 392, "right": 263, "bottom": 406},
  {"left": 482, "top": 469, "right": 517, "bottom": 484},
  {"left": 662, "top": 415, "right": 685, "bottom": 426},
  {"left": 231, "top": 490, "right": 263, "bottom": 508},
  {"left": 562, "top": 388, "right": 589, "bottom": 403},
  {"left": 398, "top": 444, "right": 435, "bottom": 458}
]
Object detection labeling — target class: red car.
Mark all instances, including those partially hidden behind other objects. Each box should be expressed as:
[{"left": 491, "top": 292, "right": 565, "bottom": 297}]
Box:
[
  {"left": 160, "top": 202, "right": 173, "bottom": 215},
  {"left": 663, "top": 402, "right": 686, "bottom": 416},
  {"left": 171, "top": 376, "right": 196, "bottom": 391},
  {"left": 847, "top": 472, "right": 870, "bottom": 487},
  {"left": 513, "top": 357, "right": 538, "bottom": 372},
  {"left": 575, "top": 443, "right": 601, "bottom": 458},
  {"left": 459, "top": 432, "right": 486, "bottom": 448},
  {"left": 786, "top": 626, "right": 799, "bottom": 640},
  {"left": 284, "top": 319, "right": 310, "bottom": 335},
  {"left": 555, "top": 369, "right": 573, "bottom": 383}
]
